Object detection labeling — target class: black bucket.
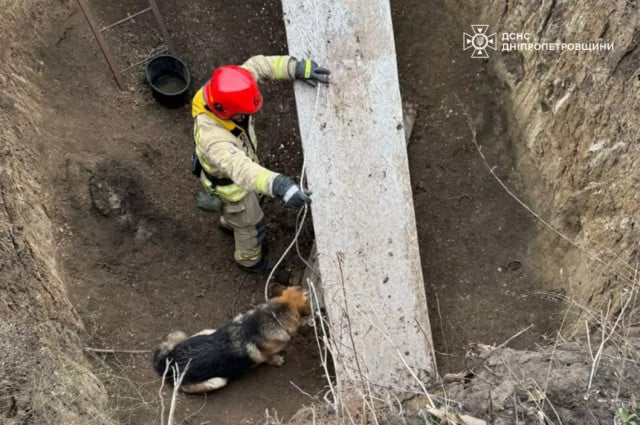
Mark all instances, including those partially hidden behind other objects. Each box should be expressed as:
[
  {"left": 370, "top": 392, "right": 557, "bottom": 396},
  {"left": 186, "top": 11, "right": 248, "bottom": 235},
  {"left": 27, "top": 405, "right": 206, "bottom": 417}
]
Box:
[{"left": 145, "top": 54, "right": 191, "bottom": 108}]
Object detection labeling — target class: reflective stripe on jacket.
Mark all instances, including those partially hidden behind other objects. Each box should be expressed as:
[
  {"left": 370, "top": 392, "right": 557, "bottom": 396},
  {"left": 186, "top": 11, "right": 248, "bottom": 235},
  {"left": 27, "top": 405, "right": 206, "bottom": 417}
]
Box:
[{"left": 191, "top": 55, "right": 296, "bottom": 202}]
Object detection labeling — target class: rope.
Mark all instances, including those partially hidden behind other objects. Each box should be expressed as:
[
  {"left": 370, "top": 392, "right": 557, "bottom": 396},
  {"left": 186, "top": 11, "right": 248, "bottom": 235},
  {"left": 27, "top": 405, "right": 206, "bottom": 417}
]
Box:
[{"left": 264, "top": 85, "right": 323, "bottom": 301}]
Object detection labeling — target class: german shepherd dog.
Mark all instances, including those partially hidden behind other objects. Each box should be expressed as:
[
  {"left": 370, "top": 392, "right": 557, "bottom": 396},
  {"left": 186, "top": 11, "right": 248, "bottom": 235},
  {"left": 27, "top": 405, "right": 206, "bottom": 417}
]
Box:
[{"left": 153, "top": 285, "right": 311, "bottom": 393}]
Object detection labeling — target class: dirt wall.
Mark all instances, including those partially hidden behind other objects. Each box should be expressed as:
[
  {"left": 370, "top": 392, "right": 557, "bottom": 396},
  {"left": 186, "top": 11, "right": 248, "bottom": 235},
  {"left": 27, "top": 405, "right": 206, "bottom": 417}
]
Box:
[
  {"left": 0, "top": 1, "right": 114, "bottom": 423},
  {"left": 445, "top": 0, "right": 640, "bottom": 323}
]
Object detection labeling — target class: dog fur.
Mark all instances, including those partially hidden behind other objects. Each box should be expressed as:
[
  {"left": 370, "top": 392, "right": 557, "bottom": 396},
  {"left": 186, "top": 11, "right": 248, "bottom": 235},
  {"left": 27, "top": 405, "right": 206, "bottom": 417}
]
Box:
[{"left": 153, "top": 285, "right": 310, "bottom": 393}]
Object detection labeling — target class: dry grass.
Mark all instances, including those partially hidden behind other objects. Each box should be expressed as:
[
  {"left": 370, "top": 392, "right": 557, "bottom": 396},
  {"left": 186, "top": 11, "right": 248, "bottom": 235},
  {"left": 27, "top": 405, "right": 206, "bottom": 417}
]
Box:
[
  {"left": 0, "top": 323, "right": 116, "bottom": 425},
  {"left": 1, "top": 1, "right": 118, "bottom": 423},
  {"left": 87, "top": 351, "right": 162, "bottom": 424}
]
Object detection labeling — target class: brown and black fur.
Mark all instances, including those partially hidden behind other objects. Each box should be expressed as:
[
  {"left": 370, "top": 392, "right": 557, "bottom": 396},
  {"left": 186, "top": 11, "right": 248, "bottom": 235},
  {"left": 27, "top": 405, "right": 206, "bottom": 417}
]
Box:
[{"left": 152, "top": 285, "right": 310, "bottom": 393}]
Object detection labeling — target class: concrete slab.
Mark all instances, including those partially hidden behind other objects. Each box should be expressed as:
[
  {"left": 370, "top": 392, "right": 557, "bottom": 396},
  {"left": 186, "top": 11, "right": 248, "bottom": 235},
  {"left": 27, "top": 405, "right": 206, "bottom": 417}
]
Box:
[{"left": 282, "top": 0, "right": 436, "bottom": 390}]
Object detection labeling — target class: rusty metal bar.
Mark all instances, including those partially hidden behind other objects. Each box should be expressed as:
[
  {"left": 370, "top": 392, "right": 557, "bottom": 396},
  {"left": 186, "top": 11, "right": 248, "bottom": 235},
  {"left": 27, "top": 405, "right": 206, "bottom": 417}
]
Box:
[
  {"left": 100, "top": 7, "right": 152, "bottom": 32},
  {"left": 76, "top": 0, "right": 124, "bottom": 90},
  {"left": 120, "top": 46, "right": 168, "bottom": 73},
  {"left": 148, "top": 0, "right": 173, "bottom": 52}
]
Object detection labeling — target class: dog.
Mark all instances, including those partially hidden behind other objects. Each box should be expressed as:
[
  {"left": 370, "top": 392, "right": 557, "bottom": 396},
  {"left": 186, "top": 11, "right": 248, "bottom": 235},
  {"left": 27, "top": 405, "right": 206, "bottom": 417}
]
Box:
[{"left": 152, "top": 285, "right": 311, "bottom": 393}]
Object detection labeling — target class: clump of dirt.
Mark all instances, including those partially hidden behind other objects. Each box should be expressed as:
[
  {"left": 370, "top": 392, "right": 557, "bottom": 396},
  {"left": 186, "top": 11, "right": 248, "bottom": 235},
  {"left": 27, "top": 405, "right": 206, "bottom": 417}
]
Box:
[
  {"left": 439, "top": 338, "right": 640, "bottom": 424},
  {"left": 283, "top": 331, "right": 640, "bottom": 424}
]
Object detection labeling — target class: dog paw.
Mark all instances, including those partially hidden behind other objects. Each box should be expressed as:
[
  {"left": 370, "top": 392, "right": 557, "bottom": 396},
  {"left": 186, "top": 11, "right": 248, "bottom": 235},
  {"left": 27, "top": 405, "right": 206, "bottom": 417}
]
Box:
[{"left": 268, "top": 354, "right": 285, "bottom": 367}]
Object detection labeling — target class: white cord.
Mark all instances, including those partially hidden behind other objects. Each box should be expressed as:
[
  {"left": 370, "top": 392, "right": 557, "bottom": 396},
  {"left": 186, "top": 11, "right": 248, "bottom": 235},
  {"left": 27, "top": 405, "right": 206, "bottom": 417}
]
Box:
[{"left": 264, "top": 86, "right": 322, "bottom": 301}]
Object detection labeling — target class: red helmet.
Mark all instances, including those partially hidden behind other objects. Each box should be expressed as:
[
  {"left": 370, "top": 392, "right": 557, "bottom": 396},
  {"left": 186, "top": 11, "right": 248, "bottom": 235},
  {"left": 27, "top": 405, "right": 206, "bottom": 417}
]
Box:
[{"left": 203, "top": 65, "right": 263, "bottom": 119}]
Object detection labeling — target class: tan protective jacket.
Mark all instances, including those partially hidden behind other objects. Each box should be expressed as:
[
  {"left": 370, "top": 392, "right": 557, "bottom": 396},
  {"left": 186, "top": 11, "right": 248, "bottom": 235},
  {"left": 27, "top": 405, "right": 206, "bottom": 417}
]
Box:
[{"left": 192, "top": 55, "right": 297, "bottom": 202}]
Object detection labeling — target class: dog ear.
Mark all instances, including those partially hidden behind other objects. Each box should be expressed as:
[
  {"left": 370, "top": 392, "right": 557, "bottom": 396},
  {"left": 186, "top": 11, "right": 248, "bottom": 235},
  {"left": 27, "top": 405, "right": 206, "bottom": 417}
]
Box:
[
  {"left": 297, "top": 287, "right": 312, "bottom": 316},
  {"left": 269, "top": 283, "right": 287, "bottom": 297},
  {"left": 299, "top": 299, "right": 312, "bottom": 317}
]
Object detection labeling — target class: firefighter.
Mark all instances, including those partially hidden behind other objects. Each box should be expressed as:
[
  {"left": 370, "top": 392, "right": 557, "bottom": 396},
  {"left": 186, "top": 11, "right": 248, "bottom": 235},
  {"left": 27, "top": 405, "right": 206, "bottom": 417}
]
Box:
[{"left": 191, "top": 55, "right": 330, "bottom": 272}]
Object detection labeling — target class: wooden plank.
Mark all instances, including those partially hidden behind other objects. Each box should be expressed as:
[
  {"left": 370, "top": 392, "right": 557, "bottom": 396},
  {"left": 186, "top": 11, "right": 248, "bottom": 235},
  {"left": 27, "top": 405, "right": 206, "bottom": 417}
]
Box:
[{"left": 282, "top": 0, "right": 436, "bottom": 390}]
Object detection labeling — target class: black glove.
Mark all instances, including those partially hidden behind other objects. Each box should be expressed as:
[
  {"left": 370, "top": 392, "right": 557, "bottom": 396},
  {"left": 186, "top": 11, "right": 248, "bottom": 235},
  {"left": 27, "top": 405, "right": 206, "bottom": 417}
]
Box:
[
  {"left": 294, "top": 59, "right": 330, "bottom": 87},
  {"left": 272, "top": 175, "right": 312, "bottom": 209}
]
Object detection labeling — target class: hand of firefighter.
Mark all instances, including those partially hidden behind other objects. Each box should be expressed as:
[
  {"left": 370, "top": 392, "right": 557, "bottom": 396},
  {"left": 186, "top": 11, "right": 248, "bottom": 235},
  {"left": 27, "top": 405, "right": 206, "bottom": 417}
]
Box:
[
  {"left": 294, "top": 59, "right": 330, "bottom": 87},
  {"left": 273, "top": 175, "right": 312, "bottom": 209}
]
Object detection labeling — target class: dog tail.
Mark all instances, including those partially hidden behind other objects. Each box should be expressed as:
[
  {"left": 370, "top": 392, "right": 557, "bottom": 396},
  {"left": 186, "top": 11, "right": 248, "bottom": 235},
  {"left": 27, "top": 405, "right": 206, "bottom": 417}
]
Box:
[{"left": 153, "top": 331, "right": 188, "bottom": 376}]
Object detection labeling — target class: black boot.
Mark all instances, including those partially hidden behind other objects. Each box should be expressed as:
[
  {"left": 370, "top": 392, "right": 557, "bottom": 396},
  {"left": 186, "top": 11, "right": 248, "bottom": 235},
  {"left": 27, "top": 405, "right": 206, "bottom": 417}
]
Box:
[{"left": 240, "top": 256, "right": 274, "bottom": 273}]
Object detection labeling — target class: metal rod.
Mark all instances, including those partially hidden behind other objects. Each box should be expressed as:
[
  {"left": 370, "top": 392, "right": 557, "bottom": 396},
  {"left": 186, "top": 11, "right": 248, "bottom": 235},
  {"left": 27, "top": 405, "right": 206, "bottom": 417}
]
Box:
[
  {"left": 76, "top": 0, "right": 124, "bottom": 90},
  {"left": 120, "top": 46, "right": 168, "bottom": 73},
  {"left": 148, "top": 0, "right": 173, "bottom": 52},
  {"left": 100, "top": 7, "right": 152, "bottom": 32}
]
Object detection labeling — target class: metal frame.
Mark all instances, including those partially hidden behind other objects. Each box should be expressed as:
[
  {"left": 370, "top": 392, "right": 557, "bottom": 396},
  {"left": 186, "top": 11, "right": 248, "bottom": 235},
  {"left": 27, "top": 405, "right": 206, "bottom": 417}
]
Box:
[{"left": 77, "top": 0, "right": 173, "bottom": 90}]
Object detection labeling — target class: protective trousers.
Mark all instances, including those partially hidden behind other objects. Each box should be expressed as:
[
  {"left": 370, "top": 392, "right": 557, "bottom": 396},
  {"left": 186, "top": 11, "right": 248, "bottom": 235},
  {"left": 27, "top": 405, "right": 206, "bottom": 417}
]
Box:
[{"left": 221, "top": 193, "right": 266, "bottom": 267}]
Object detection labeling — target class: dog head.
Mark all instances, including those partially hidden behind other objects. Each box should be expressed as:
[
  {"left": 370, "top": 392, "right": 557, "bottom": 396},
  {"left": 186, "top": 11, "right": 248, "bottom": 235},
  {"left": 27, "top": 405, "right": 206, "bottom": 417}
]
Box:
[{"left": 274, "top": 285, "right": 311, "bottom": 317}]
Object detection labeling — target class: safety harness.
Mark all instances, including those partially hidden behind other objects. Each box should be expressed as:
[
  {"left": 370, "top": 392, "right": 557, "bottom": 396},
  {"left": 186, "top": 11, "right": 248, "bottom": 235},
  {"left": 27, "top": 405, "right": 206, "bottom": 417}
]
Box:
[{"left": 191, "top": 87, "right": 258, "bottom": 202}]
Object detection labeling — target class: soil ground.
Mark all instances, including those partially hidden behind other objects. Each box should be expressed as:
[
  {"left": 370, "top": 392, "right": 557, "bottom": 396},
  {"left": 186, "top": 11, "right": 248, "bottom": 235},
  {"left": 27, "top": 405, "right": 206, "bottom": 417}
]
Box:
[
  {"left": 393, "top": 1, "right": 564, "bottom": 372},
  {"left": 38, "top": 0, "right": 563, "bottom": 423}
]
